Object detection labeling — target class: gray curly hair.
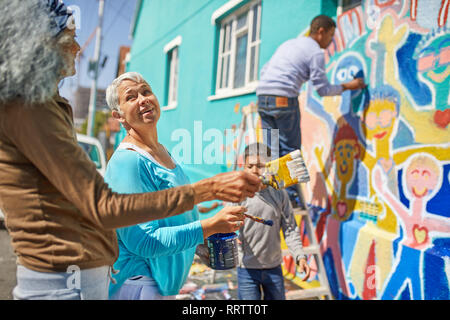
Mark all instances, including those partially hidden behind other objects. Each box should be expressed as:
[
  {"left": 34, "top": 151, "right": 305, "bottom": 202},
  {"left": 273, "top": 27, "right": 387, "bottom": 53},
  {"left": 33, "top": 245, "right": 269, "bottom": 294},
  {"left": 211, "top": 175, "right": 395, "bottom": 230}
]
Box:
[{"left": 0, "top": 0, "right": 72, "bottom": 105}]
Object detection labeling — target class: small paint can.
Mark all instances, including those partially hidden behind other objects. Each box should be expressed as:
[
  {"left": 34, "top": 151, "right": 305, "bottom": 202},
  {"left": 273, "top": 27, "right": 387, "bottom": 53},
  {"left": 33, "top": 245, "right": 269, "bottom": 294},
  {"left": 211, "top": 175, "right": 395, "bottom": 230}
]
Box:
[{"left": 207, "top": 232, "right": 238, "bottom": 270}]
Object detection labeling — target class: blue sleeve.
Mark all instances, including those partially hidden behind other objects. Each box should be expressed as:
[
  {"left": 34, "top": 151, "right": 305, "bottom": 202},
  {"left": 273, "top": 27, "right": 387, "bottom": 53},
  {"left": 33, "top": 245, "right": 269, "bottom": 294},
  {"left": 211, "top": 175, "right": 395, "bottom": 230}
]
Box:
[
  {"left": 105, "top": 150, "right": 204, "bottom": 258},
  {"left": 118, "top": 219, "right": 204, "bottom": 258},
  {"left": 310, "top": 52, "right": 343, "bottom": 97}
]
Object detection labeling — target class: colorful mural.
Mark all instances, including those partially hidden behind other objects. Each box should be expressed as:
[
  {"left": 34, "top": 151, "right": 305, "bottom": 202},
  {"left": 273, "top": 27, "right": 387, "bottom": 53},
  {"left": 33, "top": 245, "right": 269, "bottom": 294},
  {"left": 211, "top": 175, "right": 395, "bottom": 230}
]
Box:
[
  {"left": 223, "top": 0, "right": 449, "bottom": 300},
  {"left": 302, "top": 1, "right": 450, "bottom": 300}
]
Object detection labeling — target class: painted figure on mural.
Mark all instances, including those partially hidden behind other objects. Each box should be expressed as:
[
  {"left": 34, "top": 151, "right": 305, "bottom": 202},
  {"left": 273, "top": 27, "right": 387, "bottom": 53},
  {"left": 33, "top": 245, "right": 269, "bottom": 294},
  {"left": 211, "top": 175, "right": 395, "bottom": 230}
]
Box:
[
  {"left": 360, "top": 87, "right": 399, "bottom": 184},
  {"left": 358, "top": 11, "right": 449, "bottom": 300},
  {"left": 302, "top": 50, "right": 371, "bottom": 297},
  {"left": 295, "top": 0, "right": 450, "bottom": 300},
  {"left": 315, "top": 121, "right": 365, "bottom": 220},
  {"left": 376, "top": 14, "right": 450, "bottom": 144},
  {"left": 358, "top": 85, "right": 402, "bottom": 234},
  {"left": 304, "top": 10, "right": 401, "bottom": 299},
  {"left": 412, "top": 32, "right": 450, "bottom": 123},
  {"left": 366, "top": 10, "right": 450, "bottom": 223},
  {"left": 409, "top": 0, "right": 450, "bottom": 119},
  {"left": 372, "top": 7, "right": 450, "bottom": 198},
  {"left": 302, "top": 2, "right": 450, "bottom": 299},
  {"left": 373, "top": 153, "right": 450, "bottom": 299},
  {"left": 343, "top": 24, "right": 431, "bottom": 299},
  {"left": 346, "top": 85, "right": 402, "bottom": 299},
  {"left": 313, "top": 121, "right": 364, "bottom": 297}
]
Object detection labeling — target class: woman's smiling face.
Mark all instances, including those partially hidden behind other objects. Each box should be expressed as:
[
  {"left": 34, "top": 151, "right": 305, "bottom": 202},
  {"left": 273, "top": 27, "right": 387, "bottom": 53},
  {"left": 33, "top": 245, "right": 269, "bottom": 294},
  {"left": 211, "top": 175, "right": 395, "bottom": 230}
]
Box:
[{"left": 116, "top": 80, "right": 161, "bottom": 129}]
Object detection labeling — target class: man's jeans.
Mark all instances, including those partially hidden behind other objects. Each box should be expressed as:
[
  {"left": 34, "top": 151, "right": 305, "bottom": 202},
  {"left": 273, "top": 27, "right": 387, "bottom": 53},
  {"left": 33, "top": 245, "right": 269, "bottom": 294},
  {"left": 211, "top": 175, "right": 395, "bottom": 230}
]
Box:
[
  {"left": 237, "top": 266, "right": 286, "bottom": 300},
  {"left": 257, "top": 95, "right": 301, "bottom": 201}
]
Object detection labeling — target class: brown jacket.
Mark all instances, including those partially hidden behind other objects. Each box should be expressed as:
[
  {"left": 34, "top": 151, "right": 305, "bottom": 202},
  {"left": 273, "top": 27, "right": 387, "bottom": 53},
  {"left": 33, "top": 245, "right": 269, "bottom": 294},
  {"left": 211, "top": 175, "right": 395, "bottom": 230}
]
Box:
[{"left": 0, "top": 95, "right": 195, "bottom": 272}]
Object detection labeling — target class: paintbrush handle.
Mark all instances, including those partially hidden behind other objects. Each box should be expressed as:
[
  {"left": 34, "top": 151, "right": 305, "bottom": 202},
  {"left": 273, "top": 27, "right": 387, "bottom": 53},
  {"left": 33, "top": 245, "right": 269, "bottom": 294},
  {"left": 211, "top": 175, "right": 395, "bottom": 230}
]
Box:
[{"left": 243, "top": 213, "right": 265, "bottom": 224}]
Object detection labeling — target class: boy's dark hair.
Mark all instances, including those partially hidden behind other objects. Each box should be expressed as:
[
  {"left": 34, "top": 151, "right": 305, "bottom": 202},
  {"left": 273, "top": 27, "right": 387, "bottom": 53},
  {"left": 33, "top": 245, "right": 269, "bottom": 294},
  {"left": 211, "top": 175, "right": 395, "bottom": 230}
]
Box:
[
  {"left": 244, "top": 143, "right": 271, "bottom": 161},
  {"left": 310, "top": 15, "right": 336, "bottom": 34}
]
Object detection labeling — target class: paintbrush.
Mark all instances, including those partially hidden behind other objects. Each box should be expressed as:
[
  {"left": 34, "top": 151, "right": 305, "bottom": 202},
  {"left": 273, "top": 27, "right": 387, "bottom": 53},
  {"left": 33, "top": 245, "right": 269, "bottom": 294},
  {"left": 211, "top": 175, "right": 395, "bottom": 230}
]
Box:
[
  {"left": 260, "top": 149, "right": 310, "bottom": 189},
  {"left": 243, "top": 213, "right": 273, "bottom": 226}
]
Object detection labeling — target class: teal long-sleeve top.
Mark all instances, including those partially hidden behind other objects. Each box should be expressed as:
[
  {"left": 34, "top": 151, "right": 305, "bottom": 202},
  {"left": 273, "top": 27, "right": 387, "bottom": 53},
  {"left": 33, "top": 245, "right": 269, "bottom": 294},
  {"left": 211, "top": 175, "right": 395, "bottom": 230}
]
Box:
[{"left": 104, "top": 143, "right": 204, "bottom": 297}]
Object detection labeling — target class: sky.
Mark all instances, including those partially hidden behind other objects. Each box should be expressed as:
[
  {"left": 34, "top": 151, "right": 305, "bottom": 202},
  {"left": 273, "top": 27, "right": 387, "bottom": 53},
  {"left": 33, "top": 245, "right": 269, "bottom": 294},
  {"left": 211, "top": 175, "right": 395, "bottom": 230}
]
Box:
[{"left": 59, "top": 0, "right": 138, "bottom": 106}]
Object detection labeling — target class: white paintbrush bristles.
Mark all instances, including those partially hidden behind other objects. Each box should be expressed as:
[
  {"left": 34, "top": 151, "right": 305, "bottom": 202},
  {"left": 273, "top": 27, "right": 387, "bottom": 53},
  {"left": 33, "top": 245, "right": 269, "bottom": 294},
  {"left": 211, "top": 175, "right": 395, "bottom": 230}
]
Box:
[{"left": 286, "top": 151, "right": 310, "bottom": 183}]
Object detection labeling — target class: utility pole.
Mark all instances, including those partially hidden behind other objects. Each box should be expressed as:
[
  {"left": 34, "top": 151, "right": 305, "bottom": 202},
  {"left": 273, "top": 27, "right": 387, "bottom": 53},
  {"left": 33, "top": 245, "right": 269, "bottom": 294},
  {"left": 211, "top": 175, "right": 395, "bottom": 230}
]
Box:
[{"left": 87, "top": 0, "right": 105, "bottom": 137}]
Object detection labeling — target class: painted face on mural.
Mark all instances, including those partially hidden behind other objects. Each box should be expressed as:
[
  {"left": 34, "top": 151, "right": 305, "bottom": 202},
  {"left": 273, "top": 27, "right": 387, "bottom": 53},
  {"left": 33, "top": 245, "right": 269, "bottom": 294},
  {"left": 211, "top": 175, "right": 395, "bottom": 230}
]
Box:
[
  {"left": 405, "top": 156, "right": 441, "bottom": 200},
  {"left": 333, "top": 54, "right": 367, "bottom": 111},
  {"left": 416, "top": 36, "right": 450, "bottom": 82},
  {"left": 361, "top": 99, "right": 397, "bottom": 142},
  {"left": 334, "top": 55, "right": 364, "bottom": 84},
  {"left": 332, "top": 123, "right": 360, "bottom": 188},
  {"left": 116, "top": 80, "right": 161, "bottom": 130},
  {"left": 334, "top": 139, "right": 359, "bottom": 185},
  {"left": 415, "top": 35, "right": 450, "bottom": 111}
]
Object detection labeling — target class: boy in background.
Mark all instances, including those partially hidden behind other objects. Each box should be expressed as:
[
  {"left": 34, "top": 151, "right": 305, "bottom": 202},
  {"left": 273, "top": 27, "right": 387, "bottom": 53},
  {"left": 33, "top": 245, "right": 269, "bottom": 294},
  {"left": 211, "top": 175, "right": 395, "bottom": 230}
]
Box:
[{"left": 232, "top": 143, "right": 310, "bottom": 300}]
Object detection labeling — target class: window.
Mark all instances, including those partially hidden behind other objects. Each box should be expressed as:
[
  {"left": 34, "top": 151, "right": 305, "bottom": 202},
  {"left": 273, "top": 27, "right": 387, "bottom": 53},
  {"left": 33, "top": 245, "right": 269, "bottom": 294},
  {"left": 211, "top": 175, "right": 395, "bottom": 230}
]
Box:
[
  {"left": 215, "top": 1, "right": 261, "bottom": 96},
  {"left": 338, "top": 0, "right": 362, "bottom": 14},
  {"left": 163, "top": 36, "right": 182, "bottom": 110}
]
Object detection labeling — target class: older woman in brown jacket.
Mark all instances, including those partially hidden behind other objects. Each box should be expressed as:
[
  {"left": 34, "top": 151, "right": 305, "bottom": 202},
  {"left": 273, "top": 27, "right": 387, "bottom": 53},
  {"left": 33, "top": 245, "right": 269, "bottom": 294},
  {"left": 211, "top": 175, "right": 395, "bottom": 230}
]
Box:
[{"left": 0, "top": 0, "right": 259, "bottom": 300}]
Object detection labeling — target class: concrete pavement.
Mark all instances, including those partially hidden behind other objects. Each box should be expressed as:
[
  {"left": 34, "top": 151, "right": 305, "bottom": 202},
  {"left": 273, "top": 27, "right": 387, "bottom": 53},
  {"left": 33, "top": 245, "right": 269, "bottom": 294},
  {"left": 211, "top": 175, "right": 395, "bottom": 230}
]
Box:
[{"left": 0, "top": 227, "right": 16, "bottom": 300}]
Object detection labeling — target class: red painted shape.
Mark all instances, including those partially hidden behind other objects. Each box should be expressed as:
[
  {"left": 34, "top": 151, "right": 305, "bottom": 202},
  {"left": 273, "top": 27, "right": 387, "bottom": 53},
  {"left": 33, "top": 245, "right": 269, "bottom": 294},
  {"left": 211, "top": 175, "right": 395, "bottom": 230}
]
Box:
[
  {"left": 412, "top": 224, "right": 429, "bottom": 245},
  {"left": 334, "top": 123, "right": 358, "bottom": 146},
  {"left": 316, "top": 211, "right": 328, "bottom": 243},
  {"left": 283, "top": 255, "right": 296, "bottom": 275},
  {"left": 336, "top": 200, "right": 348, "bottom": 218},
  {"left": 316, "top": 197, "right": 331, "bottom": 243},
  {"left": 434, "top": 109, "right": 450, "bottom": 129},
  {"left": 337, "top": 6, "right": 364, "bottom": 48},
  {"left": 362, "top": 240, "right": 377, "bottom": 300},
  {"left": 410, "top": 0, "right": 418, "bottom": 21},
  {"left": 438, "top": 0, "right": 449, "bottom": 27},
  {"left": 300, "top": 218, "right": 310, "bottom": 247}
]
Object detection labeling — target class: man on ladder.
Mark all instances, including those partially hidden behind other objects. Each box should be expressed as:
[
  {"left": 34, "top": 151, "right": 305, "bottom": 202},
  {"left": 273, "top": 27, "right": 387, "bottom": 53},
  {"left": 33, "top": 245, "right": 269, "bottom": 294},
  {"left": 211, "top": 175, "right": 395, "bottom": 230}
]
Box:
[{"left": 256, "top": 14, "right": 366, "bottom": 209}]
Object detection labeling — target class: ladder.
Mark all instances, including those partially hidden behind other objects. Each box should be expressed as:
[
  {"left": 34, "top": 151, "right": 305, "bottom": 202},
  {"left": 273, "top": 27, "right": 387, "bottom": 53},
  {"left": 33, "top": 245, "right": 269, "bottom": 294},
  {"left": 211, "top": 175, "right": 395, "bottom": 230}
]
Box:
[{"left": 283, "top": 204, "right": 333, "bottom": 300}]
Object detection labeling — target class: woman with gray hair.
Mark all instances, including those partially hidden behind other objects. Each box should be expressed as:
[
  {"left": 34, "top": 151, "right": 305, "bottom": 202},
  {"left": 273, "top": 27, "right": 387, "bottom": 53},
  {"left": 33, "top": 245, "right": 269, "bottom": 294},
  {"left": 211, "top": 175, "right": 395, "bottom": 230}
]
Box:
[
  {"left": 0, "top": 0, "right": 259, "bottom": 300},
  {"left": 104, "top": 72, "right": 248, "bottom": 300}
]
